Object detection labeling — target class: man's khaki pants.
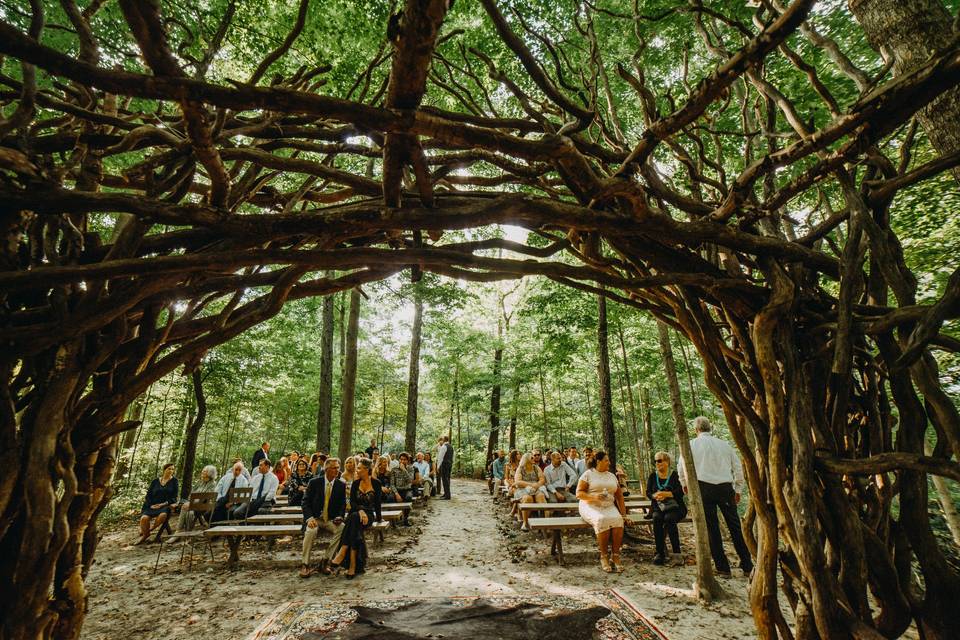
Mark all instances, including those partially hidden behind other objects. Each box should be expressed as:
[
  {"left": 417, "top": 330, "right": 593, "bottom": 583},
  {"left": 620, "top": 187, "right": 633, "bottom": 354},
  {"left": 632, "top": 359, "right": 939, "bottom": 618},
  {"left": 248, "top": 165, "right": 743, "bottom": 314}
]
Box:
[{"left": 302, "top": 519, "right": 343, "bottom": 566}]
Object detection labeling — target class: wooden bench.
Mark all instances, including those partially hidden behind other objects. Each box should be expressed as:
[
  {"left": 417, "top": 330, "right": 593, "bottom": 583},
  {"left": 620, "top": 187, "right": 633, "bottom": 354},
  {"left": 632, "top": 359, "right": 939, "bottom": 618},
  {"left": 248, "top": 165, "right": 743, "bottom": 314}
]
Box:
[
  {"left": 529, "top": 513, "right": 693, "bottom": 565},
  {"left": 204, "top": 524, "right": 302, "bottom": 566},
  {"left": 516, "top": 500, "right": 651, "bottom": 516}
]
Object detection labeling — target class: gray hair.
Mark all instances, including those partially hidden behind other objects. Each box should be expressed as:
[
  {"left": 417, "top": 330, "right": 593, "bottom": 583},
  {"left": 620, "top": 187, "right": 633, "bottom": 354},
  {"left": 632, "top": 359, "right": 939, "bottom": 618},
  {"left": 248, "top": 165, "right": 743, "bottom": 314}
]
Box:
[
  {"left": 201, "top": 464, "right": 217, "bottom": 479},
  {"left": 654, "top": 451, "right": 671, "bottom": 465},
  {"left": 324, "top": 457, "right": 341, "bottom": 469},
  {"left": 694, "top": 416, "right": 712, "bottom": 432}
]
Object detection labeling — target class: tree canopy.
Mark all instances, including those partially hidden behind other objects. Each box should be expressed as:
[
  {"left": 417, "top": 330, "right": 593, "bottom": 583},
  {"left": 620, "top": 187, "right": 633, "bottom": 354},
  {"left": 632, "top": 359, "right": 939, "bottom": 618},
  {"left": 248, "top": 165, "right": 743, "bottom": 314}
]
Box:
[{"left": 2, "top": 0, "right": 960, "bottom": 639}]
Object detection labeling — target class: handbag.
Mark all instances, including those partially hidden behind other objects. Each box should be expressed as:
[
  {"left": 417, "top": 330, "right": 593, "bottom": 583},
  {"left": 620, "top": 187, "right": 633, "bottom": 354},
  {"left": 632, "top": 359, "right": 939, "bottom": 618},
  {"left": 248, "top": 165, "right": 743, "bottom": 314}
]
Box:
[{"left": 658, "top": 497, "right": 681, "bottom": 513}]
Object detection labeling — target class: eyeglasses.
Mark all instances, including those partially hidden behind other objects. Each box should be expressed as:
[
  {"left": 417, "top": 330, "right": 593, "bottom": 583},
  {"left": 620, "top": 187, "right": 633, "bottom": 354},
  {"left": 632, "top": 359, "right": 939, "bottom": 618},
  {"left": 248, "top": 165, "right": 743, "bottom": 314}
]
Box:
[{"left": 655, "top": 458, "right": 667, "bottom": 463}]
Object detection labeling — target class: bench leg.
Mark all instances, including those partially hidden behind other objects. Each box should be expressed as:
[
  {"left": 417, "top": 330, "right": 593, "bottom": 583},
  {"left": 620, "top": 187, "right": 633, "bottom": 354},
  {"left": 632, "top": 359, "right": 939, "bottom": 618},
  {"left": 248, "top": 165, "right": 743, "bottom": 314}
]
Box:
[
  {"left": 226, "top": 536, "right": 241, "bottom": 567},
  {"left": 550, "top": 530, "right": 565, "bottom": 565}
]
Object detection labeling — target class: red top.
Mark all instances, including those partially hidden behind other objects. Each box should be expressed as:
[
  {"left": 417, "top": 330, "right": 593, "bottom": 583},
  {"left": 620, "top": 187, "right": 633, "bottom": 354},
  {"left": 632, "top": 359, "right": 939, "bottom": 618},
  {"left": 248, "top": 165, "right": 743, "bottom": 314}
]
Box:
[{"left": 275, "top": 468, "right": 287, "bottom": 485}]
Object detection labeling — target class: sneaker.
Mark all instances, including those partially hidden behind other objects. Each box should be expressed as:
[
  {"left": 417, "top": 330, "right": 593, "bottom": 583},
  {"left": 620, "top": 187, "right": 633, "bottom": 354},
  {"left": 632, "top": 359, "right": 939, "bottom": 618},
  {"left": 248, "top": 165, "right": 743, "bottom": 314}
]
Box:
[{"left": 653, "top": 553, "right": 665, "bottom": 565}]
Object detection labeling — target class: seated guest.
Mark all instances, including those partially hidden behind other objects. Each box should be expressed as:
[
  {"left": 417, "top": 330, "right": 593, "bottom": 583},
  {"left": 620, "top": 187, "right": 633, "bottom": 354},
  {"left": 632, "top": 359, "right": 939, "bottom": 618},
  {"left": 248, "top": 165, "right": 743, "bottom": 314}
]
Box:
[
  {"left": 490, "top": 450, "right": 506, "bottom": 494},
  {"left": 578, "top": 446, "right": 594, "bottom": 479},
  {"left": 138, "top": 463, "right": 179, "bottom": 544},
  {"left": 514, "top": 453, "right": 548, "bottom": 531},
  {"left": 388, "top": 452, "right": 400, "bottom": 470},
  {"left": 212, "top": 461, "right": 251, "bottom": 522},
  {"left": 373, "top": 455, "right": 391, "bottom": 483},
  {"left": 275, "top": 456, "right": 290, "bottom": 489},
  {"left": 423, "top": 452, "right": 437, "bottom": 496},
  {"left": 388, "top": 452, "right": 415, "bottom": 526},
  {"left": 647, "top": 451, "right": 687, "bottom": 566},
  {"left": 300, "top": 457, "right": 347, "bottom": 577},
  {"left": 289, "top": 451, "right": 300, "bottom": 469},
  {"left": 176, "top": 464, "right": 218, "bottom": 532},
  {"left": 286, "top": 459, "right": 313, "bottom": 507},
  {"left": 330, "top": 457, "right": 382, "bottom": 578},
  {"left": 244, "top": 459, "right": 279, "bottom": 517},
  {"left": 577, "top": 450, "right": 627, "bottom": 573},
  {"left": 532, "top": 449, "right": 545, "bottom": 470},
  {"left": 544, "top": 451, "right": 578, "bottom": 503},
  {"left": 503, "top": 449, "right": 521, "bottom": 498},
  {"left": 340, "top": 455, "right": 358, "bottom": 511},
  {"left": 566, "top": 447, "right": 581, "bottom": 471},
  {"left": 412, "top": 452, "right": 433, "bottom": 497},
  {"left": 231, "top": 457, "right": 251, "bottom": 480}
]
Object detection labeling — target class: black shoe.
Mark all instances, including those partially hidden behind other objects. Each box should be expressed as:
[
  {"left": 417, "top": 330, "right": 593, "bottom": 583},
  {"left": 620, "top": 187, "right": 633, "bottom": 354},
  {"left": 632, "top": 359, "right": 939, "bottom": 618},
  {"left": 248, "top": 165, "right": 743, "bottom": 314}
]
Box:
[
  {"left": 653, "top": 553, "right": 665, "bottom": 565},
  {"left": 741, "top": 564, "right": 754, "bottom": 577}
]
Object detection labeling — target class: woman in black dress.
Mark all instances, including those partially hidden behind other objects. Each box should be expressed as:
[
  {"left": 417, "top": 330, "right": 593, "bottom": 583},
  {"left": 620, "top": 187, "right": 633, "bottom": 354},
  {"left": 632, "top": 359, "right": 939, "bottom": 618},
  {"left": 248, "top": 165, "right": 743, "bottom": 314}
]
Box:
[
  {"left": 138, "top": 463, "right": 178, "bottom": 544},
  {"left": 286, "top": 459, "right": 312, "bottom": 507},
  {"left": 646, "top": 451, "right": 687, "bottom": 565},
  {"left": 330, "top": 457, "right": 382, "bottom": 578}
]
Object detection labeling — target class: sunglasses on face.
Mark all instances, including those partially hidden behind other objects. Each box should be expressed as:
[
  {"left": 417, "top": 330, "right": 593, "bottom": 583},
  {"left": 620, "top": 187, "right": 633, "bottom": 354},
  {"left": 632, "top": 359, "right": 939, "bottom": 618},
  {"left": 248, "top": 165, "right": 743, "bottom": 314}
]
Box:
[{"left": 655, "top": 458, "right": 667, "bottom": 463}]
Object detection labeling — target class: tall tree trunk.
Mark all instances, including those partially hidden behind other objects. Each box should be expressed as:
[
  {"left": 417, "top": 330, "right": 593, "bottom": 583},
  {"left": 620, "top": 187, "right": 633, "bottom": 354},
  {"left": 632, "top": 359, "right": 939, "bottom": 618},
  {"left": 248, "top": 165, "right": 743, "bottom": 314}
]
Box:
[
  {"left": 508, "top": 379, "right": 519, "bottom": 450},
  {"left": 404, "top": 285, "right": 424, "bottom": 453},
  {"left": 337, "top": 288, "right": 361, "bottom": 461},
  {"left": 113, "top": 387, "right": 152, "bottom": 487},
  {"left": 554, "top": 377, "right": 565, "bottom": 449},
  {"left": 538, "top": 358, "right": 549, "bottom": 447},
  {"left": 851, "top": 0, "right": 960, "bottom": 184},
  {"left": 676, "top": 334, "right": 702, "bottom": 415},
  {"left": 927, "top": 440, "right": 960, "bottom": 546},
  {"left": 616, "top": 322, "right": 645, "bottom": 481},
  {"left": 179, "top": 367, "right": 207, "bottom": 499},
  {"left": 657, "top": 321, "right": 724, "bottom": 602},
  {"left": 486, "top": 343, "right": 503, "bottom": 464},
  {"left": 640, "top": 386, "right": 654, "bottom": 474},
  {"left": 596, "top": 293, "right": 617, "bottom": 468},
  {"left": 316, "top": 286, "right": 335, "bottom": 452}
]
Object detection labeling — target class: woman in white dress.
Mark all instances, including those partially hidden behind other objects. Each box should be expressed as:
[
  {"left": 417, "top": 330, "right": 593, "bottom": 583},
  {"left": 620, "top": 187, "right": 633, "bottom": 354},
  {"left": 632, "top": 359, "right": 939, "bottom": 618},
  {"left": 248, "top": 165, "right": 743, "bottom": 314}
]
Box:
[
  {"left": 514, "top": 452, "right": 548, "bottom": 531},
  {"left": 577, "top": 450, "right": 627, "bottom": 572}
]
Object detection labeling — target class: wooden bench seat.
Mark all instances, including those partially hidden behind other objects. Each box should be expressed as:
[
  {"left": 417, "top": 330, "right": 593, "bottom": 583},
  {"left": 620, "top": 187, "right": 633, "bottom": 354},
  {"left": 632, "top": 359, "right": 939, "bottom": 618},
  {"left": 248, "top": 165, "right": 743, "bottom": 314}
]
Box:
[
  {"left": 529, "top": 513, "right": 693, "bottom": 565},
  {"left": 204, "top": 524, "right": 302, "bottom": 566}
]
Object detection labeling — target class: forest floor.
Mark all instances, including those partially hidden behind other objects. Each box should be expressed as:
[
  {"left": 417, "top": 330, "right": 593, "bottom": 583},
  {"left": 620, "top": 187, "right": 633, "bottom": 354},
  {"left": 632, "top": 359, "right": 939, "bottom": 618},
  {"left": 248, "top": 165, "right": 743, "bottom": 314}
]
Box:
[{"left": 82, "top": 479, "right": 769, "bottom": 640}]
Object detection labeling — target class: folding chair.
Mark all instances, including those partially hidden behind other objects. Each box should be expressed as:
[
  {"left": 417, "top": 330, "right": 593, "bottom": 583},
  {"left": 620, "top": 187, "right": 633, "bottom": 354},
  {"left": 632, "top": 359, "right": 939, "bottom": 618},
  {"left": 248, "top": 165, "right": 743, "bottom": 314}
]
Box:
[{"left": 153, "top": 491, "right": 217, "bottom": 573}]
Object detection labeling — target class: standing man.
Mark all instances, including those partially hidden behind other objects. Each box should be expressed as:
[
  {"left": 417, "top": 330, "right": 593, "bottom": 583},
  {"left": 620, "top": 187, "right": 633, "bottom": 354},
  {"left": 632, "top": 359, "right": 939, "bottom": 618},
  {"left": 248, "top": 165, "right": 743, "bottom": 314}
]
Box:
[
  {"left": 244, "top": 459, "right": 278, "bottom": 518},
  {"left": 300, "top": 457, "right": 346, "bottom": 577},
  {"left": 365, "top": 438, "right": 378, "bottom": 458},
  {"left": 252, "top": 441, "right": 270, "bottom": 470},
  {"left": 677, "top": 416, "right": 754, "bottom": 577},
  {"left": 437, "top": 436, "right": 453, "bottom": 499}
]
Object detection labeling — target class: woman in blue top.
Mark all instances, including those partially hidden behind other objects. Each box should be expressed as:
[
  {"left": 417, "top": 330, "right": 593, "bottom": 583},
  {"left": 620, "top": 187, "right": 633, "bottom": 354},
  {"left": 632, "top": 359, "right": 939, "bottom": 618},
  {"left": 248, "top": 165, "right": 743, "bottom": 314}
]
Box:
[{"left": 645, "top": 451, "right": 687, "bottom": 565}]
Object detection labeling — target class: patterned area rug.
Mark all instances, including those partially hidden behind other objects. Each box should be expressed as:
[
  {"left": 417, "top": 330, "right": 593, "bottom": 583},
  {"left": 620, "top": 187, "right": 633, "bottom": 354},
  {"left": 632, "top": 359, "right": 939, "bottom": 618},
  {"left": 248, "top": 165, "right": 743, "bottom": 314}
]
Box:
[{"left": 248, "top": 589, "right": 668, "bottom": 640}]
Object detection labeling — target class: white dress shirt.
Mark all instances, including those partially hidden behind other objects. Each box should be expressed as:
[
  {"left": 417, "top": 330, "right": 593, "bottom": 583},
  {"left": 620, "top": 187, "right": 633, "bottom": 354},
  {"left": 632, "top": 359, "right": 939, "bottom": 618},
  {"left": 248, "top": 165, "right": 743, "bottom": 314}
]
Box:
[
  {"left": 249, "top": 471, "right": 279, "bottom": 501},
  {"left": 677, "top": 433, "right": 745, "bottom": 495},
  {"left": 413, "top": 460, "right": 430, "bottom": 479},
  {"left": 543, "top": 462, "right": 577, "bottom": 492},
  {"left": 436, "top": 443, "right": 449, "bottom": 467},
  {"left": 215, "top": 472, "right": 250, "bottom": 498}
]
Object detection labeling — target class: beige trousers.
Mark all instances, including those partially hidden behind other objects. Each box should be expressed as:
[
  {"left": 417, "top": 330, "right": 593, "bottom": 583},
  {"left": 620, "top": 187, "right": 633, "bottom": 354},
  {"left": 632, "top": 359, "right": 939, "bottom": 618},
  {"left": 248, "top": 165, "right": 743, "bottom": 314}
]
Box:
[{"left": 301, "top": 519, "right": 343, "bottom": 566}]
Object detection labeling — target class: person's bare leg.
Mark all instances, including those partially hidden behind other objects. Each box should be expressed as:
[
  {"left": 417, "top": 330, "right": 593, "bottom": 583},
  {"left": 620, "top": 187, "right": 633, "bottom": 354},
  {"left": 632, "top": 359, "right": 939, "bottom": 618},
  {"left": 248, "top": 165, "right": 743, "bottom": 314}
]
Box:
[
  {"left": 521, "top": 495, "right": 533, "bottom": 529},
  {"left": 597, "top": 529, "right": 612, "bottom": 571},
  {"left": 611, "top": 526, "right": 625, "bottom": 572},
  {"left": 152, "top": 512, "right": 168, "bottom": 532},
  {"left": 346, "top": 549, "right": 358, "bottom": 577},
  {"left": 332, "top": 544, "right": 347, "bottom": 566},
  {"left": 138, "top": 516, "right": 150, "bottom": 542}
]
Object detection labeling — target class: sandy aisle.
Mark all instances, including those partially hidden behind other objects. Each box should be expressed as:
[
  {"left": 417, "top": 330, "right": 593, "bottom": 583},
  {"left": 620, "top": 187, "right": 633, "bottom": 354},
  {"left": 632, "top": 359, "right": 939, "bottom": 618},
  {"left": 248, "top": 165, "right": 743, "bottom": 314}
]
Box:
[{"left": 82, "top": 479, "right": 763, "bottom": 639}]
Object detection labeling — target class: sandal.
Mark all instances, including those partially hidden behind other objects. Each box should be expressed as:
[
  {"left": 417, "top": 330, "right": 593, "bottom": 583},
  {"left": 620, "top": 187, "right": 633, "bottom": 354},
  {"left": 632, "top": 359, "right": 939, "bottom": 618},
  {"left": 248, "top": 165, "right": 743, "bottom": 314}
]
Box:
[
  {"left": 612, "top": 554, "right": 624, "bottom": 573},
  {"left": 600, "top": 554, "right": 613, "bottom": 573},
  {"left": 299, "top": 564, "right": 314, "bottom": 578}
]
